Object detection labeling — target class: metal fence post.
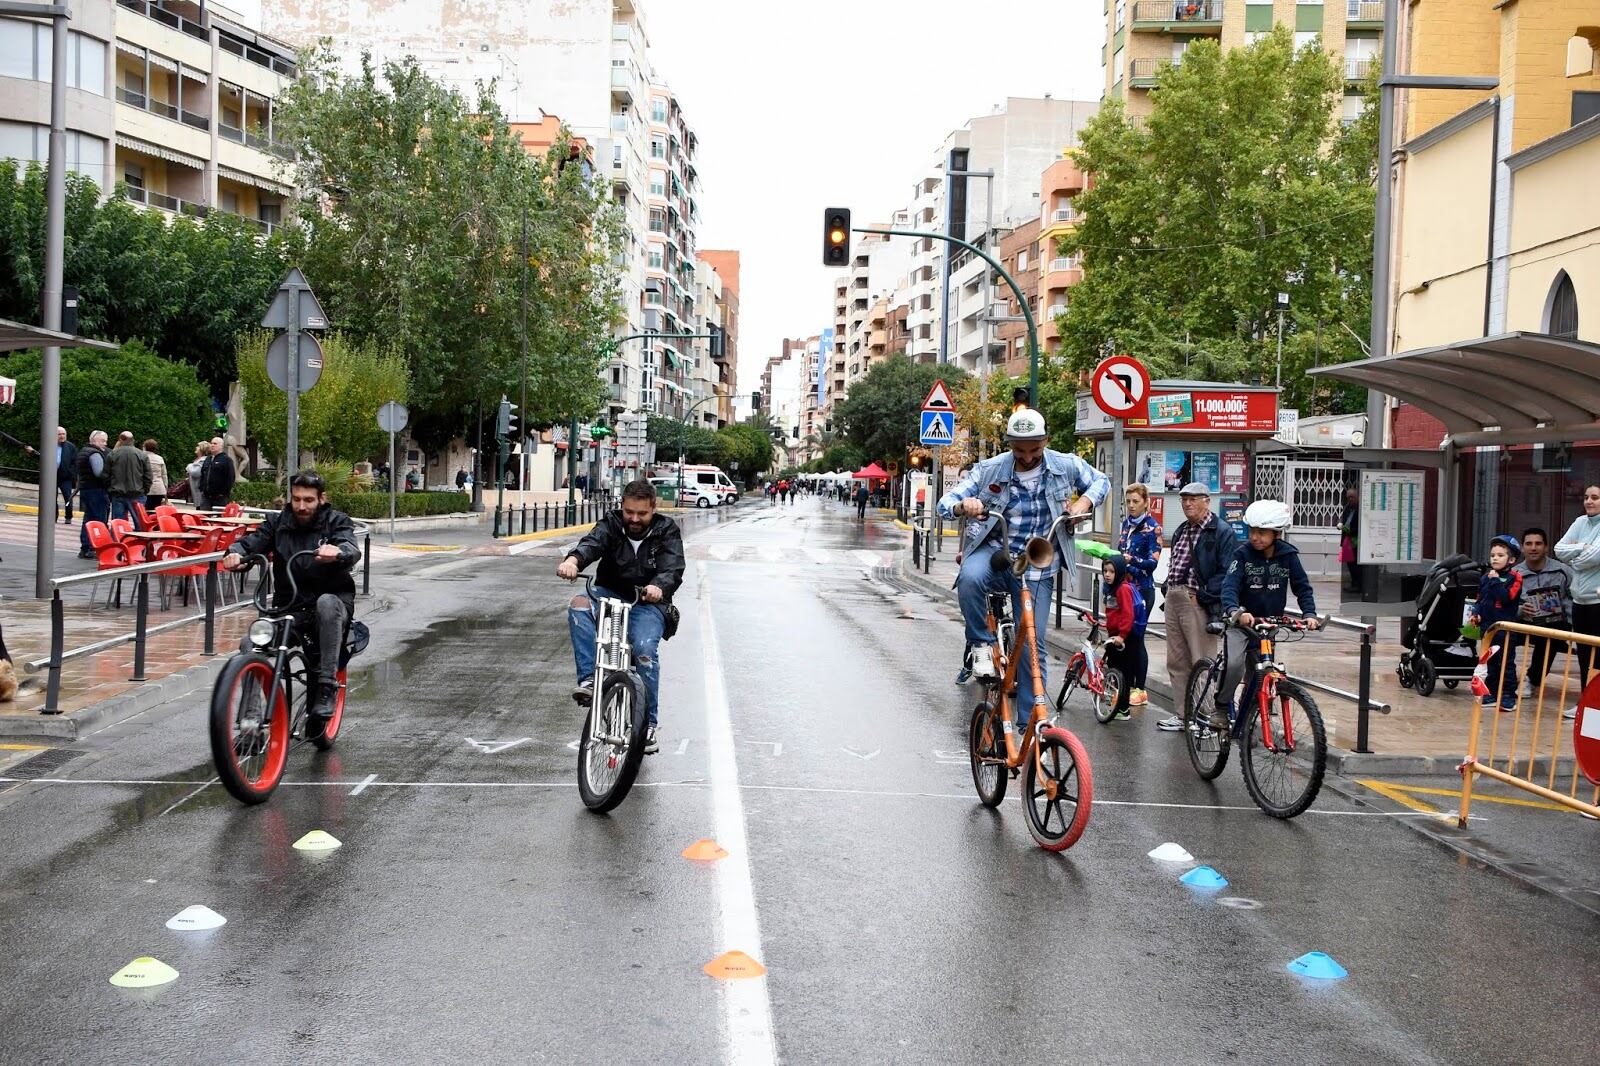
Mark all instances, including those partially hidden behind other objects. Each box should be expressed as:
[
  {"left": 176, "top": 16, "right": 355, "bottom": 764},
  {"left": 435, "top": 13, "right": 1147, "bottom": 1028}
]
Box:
[
  {"left": 203, "top": 561, "right": 218, "bottom": 656},
  {"left": 362, "top": 533, "right": 371, "bottom": 596},
  {"left": 1355, "top": 627, "right": 1375, "bottom": 754},
  {"left": 129, "top": 573, "right": 149, "bottom": 682},
  {"left": 41, "top": 590, "right": 64, "bottom": 714}
]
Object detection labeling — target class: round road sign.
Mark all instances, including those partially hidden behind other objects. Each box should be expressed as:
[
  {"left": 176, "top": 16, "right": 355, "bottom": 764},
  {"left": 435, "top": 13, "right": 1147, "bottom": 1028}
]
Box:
[
  {"left": 1574, "top": 673, "right": 1600, "bottom": 785},
  {"left": 376, "top": 401, "right": 409, "bottom": 434},
  {"left": 1090, "top": 355, "right": 1151, "bottom": 419}
]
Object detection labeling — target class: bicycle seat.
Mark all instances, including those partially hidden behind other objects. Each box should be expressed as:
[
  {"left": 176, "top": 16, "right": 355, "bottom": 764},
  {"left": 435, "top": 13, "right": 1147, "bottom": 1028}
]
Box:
[{"left": 1205, "top": 620, "right": 1226, "bottom": 635}]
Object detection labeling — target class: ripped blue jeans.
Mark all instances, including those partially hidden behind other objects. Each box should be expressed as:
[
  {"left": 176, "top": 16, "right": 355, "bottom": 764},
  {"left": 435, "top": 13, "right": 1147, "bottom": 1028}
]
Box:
[{"left": 568, "top": 585, "right": 665, "bottom": 726}]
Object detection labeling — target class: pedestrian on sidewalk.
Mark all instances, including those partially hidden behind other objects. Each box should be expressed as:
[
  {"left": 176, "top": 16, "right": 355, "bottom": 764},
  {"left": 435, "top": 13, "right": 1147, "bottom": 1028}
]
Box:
[
  {"left": 107, "top": 431, "right": 151, "bottom": 527},
  {"left": 199, "top": 437, "right": 236, "bottom": 509},
  {"left": 21, "top": 426, "right": 77, "bottom": 523},
  {"left": 184, "top": 441, "right": 207, "bottom": 503},
  {"left": 854, "top": 481, "right": 869, "bottom": 519},
  {"left": 1118, "top": 482, "right": 1162, "bottom": 708},
  {"left": 1554, "top": 484, "right": 1600, "bottom": 713},
  {"left": 142, "top": 439, "right": 168, "bottom": 510},
  {"left": 1514, "top": 527, "right": 1573, "bottom": 709},
  {"left": 1102, "top": 554, "right": 1148, "bottom": 721},
  {"left": 1339, "top": 486, "right": 1362, "bottom": 593},
  {"left": 74, "top": 430, "right": 110, "bottom": 557},
  {"left": 1157, "top": 483, "right": 1238, "bottom": 732},
  {"left": 1471, "top": 534, "right": 1524, "bottom": 713}
]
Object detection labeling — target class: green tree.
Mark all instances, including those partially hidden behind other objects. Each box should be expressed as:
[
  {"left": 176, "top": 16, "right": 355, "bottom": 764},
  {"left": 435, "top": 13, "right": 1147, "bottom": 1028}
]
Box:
[
  {"left": 646, "top": 414, "right": 721, "bottom": 464},
  {"left": 715, "top": 420, "right": 778, "bottom": 482},
  {"left": 274, "top": 51, "right": 623, "bottom": 450},
  {"left": 237, "top": 330, "right": 408, "bottom": 471},
  {"left": 953, "top": 370, "right": 1028, "bottom": 464},
  {"left": 0, "top": 164, "right": 288, "bottom": 397},
  {"left": 833, "top": 355, "right": 970, "bottom": 464},
  {"left": 1056, "top": 28, "right": 1375, "bottom": 415},
  {"left": 0, "top": 341, "right": 213, "bottom": 476}
]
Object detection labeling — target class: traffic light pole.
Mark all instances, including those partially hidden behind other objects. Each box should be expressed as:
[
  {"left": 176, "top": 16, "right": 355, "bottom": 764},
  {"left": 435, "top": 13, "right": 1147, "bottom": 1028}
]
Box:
[{"left": 853, "top": 226, "right": 1040, "bottom": 409}]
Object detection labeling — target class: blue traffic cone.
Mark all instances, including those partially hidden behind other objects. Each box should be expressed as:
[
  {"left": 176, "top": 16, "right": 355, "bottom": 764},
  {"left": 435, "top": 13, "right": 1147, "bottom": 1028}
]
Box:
[
  {"left": 1287, "top": 951, "right": 1348, "bottom": 980},
  {"left": 1179, "top": 865, "right": 1229, "bottom": 889}
]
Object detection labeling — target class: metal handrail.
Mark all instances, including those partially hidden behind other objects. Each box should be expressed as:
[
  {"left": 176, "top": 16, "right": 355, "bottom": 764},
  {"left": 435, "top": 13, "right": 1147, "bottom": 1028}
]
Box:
[{"left": 49, "top": 549, "right": 226, "bottom": 589}]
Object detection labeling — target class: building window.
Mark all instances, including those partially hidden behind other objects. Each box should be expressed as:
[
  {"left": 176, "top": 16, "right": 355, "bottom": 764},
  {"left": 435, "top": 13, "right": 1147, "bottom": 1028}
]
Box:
[
  {"left": 649, "top": 136, "right": 666, "bottom": 159},
  {"left": 1294, "top": 31, "right": 1318, "bottom": 52},
  {"left": 649, "top": 170, "right": 665, "bottom": 197},
  {"left": 1574, "top": 91, "right": 1600, "bottom": 127},
  {"left": 651, "top": 97, "right": 667, "bottom": 123},
  {"left": 1115, "top": 0, "right": 1126, "bottom": 29},
  {"left": 0, "top": 24, "right": 104, "bottom": 93},
  {"left": 1546, "top": 271, "right": 1579, "bottom": 339},
  {"left": 67, "top": 32, "right": 105, "bottom": 95},
  {"left": 0, "top": 121, "right": 105, "bottom": 187},
  {"left": 648, "top": 244, "right": 663, "bottom": 270}
]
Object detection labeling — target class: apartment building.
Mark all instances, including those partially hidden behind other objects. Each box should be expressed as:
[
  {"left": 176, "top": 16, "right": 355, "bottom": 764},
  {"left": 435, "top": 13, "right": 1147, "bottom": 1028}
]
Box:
[
  {"left": 1037, "top": 156, "right": 1088, "bottom": 356},
  {"left": 762, "top": 338, "right": 806, "bottom": 450},
  {"left": 257, "top": 0, "right": 700, "bottom": 424},
  {"left": 1104, "top": 0, "right": 1381, "bottom": 124},
  {"left": 1, "top": 0, "right": 295, "bottom": 232},
  {"left": 699, "top": 249, "right": 741, "bottom": 426},
  {"left": 995, "top": 216, "right": 1041, "bottom": 377}
]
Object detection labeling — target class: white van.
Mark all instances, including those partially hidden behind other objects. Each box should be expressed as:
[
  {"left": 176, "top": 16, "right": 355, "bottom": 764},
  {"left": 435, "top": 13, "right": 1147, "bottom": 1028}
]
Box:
[{"left": 653, "top": 465, "right": 737, "bottom": 506}]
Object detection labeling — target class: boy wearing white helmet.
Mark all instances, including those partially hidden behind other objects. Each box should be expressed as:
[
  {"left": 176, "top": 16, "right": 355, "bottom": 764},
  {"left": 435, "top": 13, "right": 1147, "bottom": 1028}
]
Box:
[
  {"left": 1214, "top": 500, "right": 1322, "bottom": 725},
  {"left": 938, "top": 407, "right": 1112, "bottom": 713}
]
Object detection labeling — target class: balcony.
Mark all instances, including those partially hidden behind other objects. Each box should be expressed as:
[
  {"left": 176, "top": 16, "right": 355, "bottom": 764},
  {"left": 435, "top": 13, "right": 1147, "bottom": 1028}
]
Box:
[
  {"left": 1051, "top": 207, "right": 1078, "bottom": 223},
  {"left": 1131, "top": 1, "right": 1222, "bottom": 32},
  {"left": 1129, "top": 58, "right": 1166, "bottom": 87},
  {"left": 218, "top": 31, "right": 296, "bottom": 78},
  {"left": 1346, "top": 0, "right": 1383, "bottom": 25},
  {"left": 120, "top": 184, "right": 208, "bottom": 217},
  {"left": 1345, "top": 56, "right": 1377, "bottom": 82},
  {"left": 610, "top": 66, "right": 635, "bottom": 104},
  {"left": 116, "top": 86, "right": 208, "bottom": 130},
  {"left": 117, "top": 0, "right": 208, "bottom": 42}
]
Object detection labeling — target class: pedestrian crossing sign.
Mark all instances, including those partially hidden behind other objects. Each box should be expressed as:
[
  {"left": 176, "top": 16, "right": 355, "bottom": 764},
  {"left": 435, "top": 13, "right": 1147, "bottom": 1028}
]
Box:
[{"left": 920, "top": 410, "right": 955, "bottom": 445}]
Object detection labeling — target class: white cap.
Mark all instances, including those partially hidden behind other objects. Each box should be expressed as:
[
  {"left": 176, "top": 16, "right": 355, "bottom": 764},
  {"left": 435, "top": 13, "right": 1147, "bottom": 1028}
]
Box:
[{"left": 1005, "top": 408, "right": 1047, "bottom": 441}]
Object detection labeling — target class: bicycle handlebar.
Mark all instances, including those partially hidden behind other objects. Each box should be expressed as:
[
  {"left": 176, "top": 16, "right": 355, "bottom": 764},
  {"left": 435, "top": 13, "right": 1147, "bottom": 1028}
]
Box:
[
  {"left": 581, "top": 574, "right": 641, "bottom": 607},
  {"left": 239, "top": 548, "right": 325, "bottom": 614}
]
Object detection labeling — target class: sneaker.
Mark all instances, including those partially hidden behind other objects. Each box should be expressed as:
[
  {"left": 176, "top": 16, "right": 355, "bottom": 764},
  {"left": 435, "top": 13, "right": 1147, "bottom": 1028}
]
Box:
[
  {"left": 644, "top": 725, "right": 659, "bottom": 754},
  {"left": 1521, "top": 680, "right": 1538, "bottom": 699},
  {"left": 1128, "top": 688, "right": 1148, "bottom": 707},
  {"left": 572, "top": 677, "right": 594, "bottom": 706},
  {"left": 1111, "top": 707, "right": 1132, "bottom": 721},
  {"left": 968, "top": 646, "right": 998, "bottom": 681},
  {"left": 309, "top": 683, "right": 338, "bottom": 720},
  {"left": 1563, "top": 705, "right": 1578, "bottom": 720},
  {"left": 954, "top": 665, "right": 972, "bottom": 685},
  {"left": 1208, "top": 705, "right": 1232, "bottom": 731},
  {"left": 1156, "top": 715, "right": 1183, "bottom": 732}
]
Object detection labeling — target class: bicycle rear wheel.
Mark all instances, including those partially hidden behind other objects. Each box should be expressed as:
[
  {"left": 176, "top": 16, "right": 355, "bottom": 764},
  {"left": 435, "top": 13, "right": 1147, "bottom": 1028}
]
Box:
[
  {"left": 577, "top": 672, "right": 649, "bottom": 813},
  {"left": 1022, "top": 726, "right": 1093, "bottom": 851},
  {"left": 1240, "top": 681, "right": 1326, "bottom": 818},
  {"left": 1092, "top": 667, "right": 1123, "bottom": 724},
  {"left": 1053, "top": 661, "right": 1082, "bottom": 713},
  {"left": 209, "top": 654, "right": 289, "bottom": 805},
  {"left": 969, "top": 701, "right": 1008, "bottom": 807},
  {"left": 1184, "top": 658, "right": 1230, "bottom": 780}
]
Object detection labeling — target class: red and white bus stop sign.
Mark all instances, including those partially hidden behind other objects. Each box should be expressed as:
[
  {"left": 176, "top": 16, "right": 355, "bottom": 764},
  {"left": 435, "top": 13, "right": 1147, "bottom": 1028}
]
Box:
[{"left": 1090, "top": 356, "right": 1151, "bottom": 419}]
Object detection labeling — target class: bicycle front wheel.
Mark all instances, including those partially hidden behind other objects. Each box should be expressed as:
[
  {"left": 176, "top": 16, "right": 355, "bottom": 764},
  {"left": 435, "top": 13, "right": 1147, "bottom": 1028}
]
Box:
[
  {"left": 306, "top": 667, "right": 346, "bottom": 752},
  {"left": 1022, "top": 726, "right": 1093, "bottom": 851},
  {"left": 1184, "top": 658, "right": 1230, "bottom": 780},
  {"left": 577, "top": 672, "right": 649, "bottom": 813},
  {"left": 1240, "top": 681, "right": 1326, "bottom": 819},
  {"left": 209, "top": 654, "right": 290, "bottom": 805},
  {"left": 969, "top": 701, "right": 1008, "bottom": 808}
]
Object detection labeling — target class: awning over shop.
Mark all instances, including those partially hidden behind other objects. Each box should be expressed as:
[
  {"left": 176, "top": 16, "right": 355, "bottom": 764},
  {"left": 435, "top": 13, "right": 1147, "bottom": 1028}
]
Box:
[
  {"left": 0, "top": 317, "right": 118, "bottom": 354},
  {"left": 1306, "top": 332, "right": 1600, "bottom": 447},
  {"left": 115, "top": 133, "right": 206, "bottom": 172}
]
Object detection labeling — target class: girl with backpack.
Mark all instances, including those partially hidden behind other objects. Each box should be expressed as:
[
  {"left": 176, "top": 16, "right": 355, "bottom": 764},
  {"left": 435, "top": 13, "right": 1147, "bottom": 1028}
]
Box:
[{"left": 1102, "top": 554, "right": 1149, "bottom": 721}]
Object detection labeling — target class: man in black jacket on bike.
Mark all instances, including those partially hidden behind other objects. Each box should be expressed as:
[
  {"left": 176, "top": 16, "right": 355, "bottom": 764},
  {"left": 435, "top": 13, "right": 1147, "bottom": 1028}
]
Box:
[
  {"left": 557, "top": 478, "right": 685, "bottom": 754},
  {"left": 220, "top": 472, "right": 362, "bottom": 720}
]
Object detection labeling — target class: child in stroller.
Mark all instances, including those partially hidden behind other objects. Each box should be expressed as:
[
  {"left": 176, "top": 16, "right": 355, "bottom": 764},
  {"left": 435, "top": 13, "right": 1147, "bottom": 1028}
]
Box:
[{"left": 1398, "top": 553, "right": 1484, "bottom": 696}]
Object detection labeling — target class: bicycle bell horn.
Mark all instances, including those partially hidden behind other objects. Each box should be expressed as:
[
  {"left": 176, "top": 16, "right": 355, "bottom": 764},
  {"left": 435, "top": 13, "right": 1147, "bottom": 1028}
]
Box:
[{"left": 1017, "top": 534, "right": 1054, "bottom": 576}]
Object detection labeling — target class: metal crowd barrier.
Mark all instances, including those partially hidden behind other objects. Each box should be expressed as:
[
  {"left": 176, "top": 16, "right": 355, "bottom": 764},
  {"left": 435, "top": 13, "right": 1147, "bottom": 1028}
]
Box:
[{"left": 1460, "top": 621, "right": 1600, "bottom": 824}]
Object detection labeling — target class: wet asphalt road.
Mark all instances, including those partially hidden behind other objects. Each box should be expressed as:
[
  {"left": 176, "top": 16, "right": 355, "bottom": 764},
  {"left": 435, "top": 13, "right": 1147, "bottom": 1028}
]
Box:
[{"left": 1, "top": 498, "right": 1597, "bottom": 1065}]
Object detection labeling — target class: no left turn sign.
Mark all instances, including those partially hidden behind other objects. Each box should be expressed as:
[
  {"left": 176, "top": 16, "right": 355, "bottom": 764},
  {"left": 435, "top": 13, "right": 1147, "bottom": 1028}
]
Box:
[{"left": 1091, "top": 356, "right": 1151, "bottom": 419}]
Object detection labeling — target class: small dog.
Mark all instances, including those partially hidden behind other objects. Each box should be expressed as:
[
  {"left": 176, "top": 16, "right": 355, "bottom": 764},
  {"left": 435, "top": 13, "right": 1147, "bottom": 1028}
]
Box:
[{"left": 0, "top": 659, "right": 17, "bottom": 702}]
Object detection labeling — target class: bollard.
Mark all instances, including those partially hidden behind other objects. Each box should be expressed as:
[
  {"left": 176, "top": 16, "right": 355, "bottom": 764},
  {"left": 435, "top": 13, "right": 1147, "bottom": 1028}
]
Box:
[
  {"left": 41, "top": 590, "right": 64, "bottom": 715},
  {"left": 362, "top": 533, "right": 371, "bottom": 596},
  {"left": 130, "top": 573, "right": 150, "bottom": 682},
  {"left": 912, "top": 527, "right": 921, "bottom": 568},
  {"left": 203, "top": 561, "right": 218, "bottom": 656},
  {"left": 1355, "top": 628, "right": 1375, "bottom": 754},
  {"left": 493, "top": 506, "right": 501, "bottom": 538},
  {"left": 520, "top": 503, "right": 528, "bottom": 535}
]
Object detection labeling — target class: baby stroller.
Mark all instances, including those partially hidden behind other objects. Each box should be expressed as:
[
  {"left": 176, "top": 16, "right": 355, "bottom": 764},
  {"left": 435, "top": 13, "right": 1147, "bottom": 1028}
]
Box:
[{"left": 1397, "top": 553, "right": 1482, "bottom": 696}]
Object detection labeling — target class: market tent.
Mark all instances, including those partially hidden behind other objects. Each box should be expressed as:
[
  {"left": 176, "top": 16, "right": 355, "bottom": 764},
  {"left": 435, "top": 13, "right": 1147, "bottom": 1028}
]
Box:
[
  {"left": 852, "top": 462, "right": 890, "bottom": 481},
  {"left": 0, "top": 317, "right": 118, "bottom": 354}
]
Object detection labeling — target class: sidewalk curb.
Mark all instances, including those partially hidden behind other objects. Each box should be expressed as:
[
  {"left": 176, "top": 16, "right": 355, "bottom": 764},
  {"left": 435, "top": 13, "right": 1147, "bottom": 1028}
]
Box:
[
  {"left": 0, "top": 655, "right": 229, "bottom": 741},
  {"left": 893, "top": 557, "right": 1470, "bottom": 777}
]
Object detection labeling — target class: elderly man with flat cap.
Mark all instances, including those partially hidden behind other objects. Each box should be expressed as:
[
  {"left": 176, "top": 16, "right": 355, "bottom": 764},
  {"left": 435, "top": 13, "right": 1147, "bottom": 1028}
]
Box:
[{"left": 1158, "top": 482, "right": 1240, "bottom": 732}]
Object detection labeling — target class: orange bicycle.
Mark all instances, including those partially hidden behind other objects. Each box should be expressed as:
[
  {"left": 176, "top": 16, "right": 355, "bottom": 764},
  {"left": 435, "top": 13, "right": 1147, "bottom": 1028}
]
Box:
[{"left": 967, "top": 511, "right": 1094, "bottom": 851}]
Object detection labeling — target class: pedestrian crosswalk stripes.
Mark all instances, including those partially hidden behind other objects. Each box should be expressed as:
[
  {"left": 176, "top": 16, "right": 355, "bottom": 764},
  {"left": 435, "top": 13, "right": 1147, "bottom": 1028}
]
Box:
[{"left": 689, "top": 543, "right": 894, "bottom": 568}]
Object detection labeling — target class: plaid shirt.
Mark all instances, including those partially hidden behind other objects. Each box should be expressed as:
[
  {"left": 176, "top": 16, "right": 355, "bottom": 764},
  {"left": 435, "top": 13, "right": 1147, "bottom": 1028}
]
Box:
[
  {"left": 1167, "top": 517, "right": 1206, "bottom": 589},
  {"left": 1006, "top": 469, "right": 1054, "bottom": 577}
]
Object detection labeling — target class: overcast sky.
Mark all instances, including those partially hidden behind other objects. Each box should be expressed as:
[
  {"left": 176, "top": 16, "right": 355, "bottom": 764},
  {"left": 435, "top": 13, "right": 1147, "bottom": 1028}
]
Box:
[{"left": 643, "top": 0, "right": 1104, "bottom": 399}]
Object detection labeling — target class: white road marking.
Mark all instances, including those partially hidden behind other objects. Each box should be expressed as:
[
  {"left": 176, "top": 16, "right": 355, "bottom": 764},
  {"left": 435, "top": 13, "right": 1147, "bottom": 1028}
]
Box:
[
  {"left": 675, "top": 738, "right": 691, "bottom": 756},
  {"left": 842, "top": 747, "right": 880, "bottom": 760},
  {"left": 410, "top": 557, "right": 481, "bottom": 578},
  {"left": 464, "top": 737, "right": 531, "bottom": 754},
  {"left": 697, "top": 562, "right": 778, "bottom": 1066},
  {"left": 350, "top": 773, "right": 378, "bottom": 796},
  {"left": 158, "top": 776, "right": 217, "bottom": 817},
  {"left": 742, "top": 741, "right": 783, "bottom": 758}
]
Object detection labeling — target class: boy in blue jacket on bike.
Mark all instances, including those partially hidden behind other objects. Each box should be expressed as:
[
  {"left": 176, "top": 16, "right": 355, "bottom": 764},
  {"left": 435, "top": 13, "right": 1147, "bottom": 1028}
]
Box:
[{"left": 1216, "top": 500, "right": 1321, "bottom": 725}]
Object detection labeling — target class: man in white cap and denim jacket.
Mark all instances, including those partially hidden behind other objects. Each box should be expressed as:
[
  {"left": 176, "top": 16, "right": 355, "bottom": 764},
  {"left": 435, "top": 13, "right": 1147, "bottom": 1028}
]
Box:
[
  {"left": 938, "top": 408, "right": 1111, "bottom": 725},
  {"left": 1158, "top": 482, "right": 1240, "bottom": 731}
]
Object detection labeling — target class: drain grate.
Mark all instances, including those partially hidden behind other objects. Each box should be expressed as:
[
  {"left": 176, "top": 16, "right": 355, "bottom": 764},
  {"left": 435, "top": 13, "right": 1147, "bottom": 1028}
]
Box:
[{"left": 5, "top": 748, "right": 85, "bottom": 779}]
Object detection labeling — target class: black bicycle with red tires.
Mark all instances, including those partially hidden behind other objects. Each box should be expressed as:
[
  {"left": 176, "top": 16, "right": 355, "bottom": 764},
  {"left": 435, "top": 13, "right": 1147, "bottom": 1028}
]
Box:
[{"left": 209, "top": 549, "right": 368, "bottom": 805}]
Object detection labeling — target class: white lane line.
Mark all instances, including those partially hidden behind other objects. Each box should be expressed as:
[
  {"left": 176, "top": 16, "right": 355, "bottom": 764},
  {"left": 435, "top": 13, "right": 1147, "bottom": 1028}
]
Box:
[
  {"left": 697, "top": 562, "right": 778, "bottom": 1066},
  {"left": 350, "top": 773, "right": 378, "bottom": 796},
  {"left": 158, "top": 776, "right": 217, "bottom": 817}
]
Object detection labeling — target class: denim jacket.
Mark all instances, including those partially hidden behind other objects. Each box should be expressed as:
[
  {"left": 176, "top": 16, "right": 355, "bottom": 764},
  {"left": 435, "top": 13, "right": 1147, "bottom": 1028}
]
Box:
[{"left": 936, "top": 449, "right": 1111, "bottom": 564}]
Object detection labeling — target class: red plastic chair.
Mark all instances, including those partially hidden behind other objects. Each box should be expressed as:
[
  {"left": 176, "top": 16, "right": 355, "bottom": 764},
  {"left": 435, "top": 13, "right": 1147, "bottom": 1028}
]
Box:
[
  {"left": 178, "top": 512, "right": 203, "bottom": 530},
  {"left": 107, "top": 519, "right": 150, "bottom": 564},
  {"left": 158, "top": 528, "right": 224, "bottom": 607},
  {"left": 133, "top": 501, "right": 153, "bottom": 531},
  {"left": 222, "top": 502, "right": 243, "bottom": 517},
  {"left": 155, "top": 513, "right": 184, "bottom": 534},
  {"left": 84, "top": 521, "right": 132, "bottom": 606}
]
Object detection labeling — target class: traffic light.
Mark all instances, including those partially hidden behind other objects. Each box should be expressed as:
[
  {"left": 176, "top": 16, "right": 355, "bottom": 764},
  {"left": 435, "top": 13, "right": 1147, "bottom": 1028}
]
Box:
[
  {"left": 751, "top": 390, "right": 762, "bottom": 412},
  {"left": 590, "top": 422, "right": 612, "bottom": 440},
  {"left": 709, "top": 325, "right": 726, "bottom": 359},
  {"left": 908, "top": 453, "right": 922, "bottom": 469},
  {"left": 495, "top": 396, "right": 517, "bottom": 441},
  {"left": 822, "top": 207, "right": 851, "bottom": 267}
]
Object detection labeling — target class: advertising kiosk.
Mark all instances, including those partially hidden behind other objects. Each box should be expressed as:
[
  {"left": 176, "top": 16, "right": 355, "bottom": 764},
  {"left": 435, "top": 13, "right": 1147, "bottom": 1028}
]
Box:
[{"left": 1073, "top": 380, "right": 1283, "bottom": 610}]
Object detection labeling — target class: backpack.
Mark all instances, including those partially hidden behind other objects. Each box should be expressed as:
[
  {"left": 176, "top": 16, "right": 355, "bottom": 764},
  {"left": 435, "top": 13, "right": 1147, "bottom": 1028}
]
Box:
[{"left": 1129, "top": 581, "right": 1149, "bottom": 632}]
